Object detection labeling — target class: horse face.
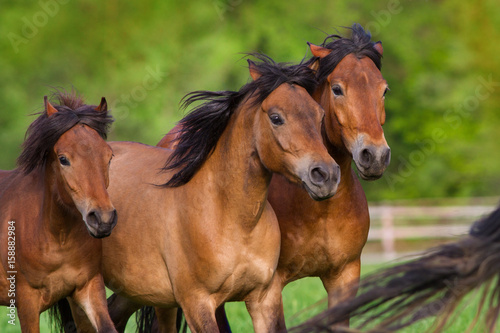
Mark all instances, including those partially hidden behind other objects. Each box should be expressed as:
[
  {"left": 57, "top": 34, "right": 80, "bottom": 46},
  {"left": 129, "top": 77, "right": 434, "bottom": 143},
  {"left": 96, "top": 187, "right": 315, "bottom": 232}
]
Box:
[
  {"left": 255, "top": 83, "right": 340, "bottom": 200},
  {"left": 52, "top": 124, "right": 117, "bottom": 238},
  {"left": 322, "top": 54, "right": 391, "bottom": 180}
]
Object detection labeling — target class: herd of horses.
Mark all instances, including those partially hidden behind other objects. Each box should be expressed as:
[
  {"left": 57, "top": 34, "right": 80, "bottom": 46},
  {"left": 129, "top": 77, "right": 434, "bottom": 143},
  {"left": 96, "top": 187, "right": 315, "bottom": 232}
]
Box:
[{"left": 0, "top": 23, "right": 498, "bottom": 333}]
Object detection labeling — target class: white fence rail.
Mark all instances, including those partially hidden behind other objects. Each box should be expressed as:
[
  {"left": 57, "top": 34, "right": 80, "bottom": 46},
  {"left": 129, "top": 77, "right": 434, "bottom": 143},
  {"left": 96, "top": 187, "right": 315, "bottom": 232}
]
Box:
[{"left": 363, "top": 197, "right": 499, "bottom": 263}]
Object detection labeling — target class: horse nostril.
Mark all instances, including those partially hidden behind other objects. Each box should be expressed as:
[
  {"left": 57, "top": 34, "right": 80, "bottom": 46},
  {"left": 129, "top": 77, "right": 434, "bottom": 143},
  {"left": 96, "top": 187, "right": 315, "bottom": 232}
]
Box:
[
  {"left": 382, "top": 147, "right": 391, "bottom": 167},
  {"left": 359, "top": 148, "right": 374, "bottom": 168},
  {"left": 86, "top": 211, "right": 99, "bottom": 225},
  {"left": 310, "top": 166, "right": 328, "bottom": 186},
  {"left": 332, "top": 164, "right": 340, "bottom": 184},
  {"left": 110, "top": 209, "right": 118, "bottom": 226}
]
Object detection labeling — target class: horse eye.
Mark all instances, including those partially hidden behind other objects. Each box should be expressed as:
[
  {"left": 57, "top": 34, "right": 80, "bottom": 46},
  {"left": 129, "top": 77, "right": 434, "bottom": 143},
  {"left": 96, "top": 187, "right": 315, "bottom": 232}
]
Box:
[
  {"left": 59, "top": 156, "right": 70, "bottom": 166},
  {"left": 269, "top": 113, "right": 284, "bottom": 126},
  {"left": 383, "top": 87, "right": 390, "bottom": 98},
  {"left": 332, "top": 85, "right": 344, "bottom": 97}
]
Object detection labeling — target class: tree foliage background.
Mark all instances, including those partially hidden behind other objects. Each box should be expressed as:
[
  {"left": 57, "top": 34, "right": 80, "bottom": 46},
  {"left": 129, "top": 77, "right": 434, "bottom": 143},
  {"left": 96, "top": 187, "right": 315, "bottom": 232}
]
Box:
[{"left": 1, "top": 0, "right": 499, "bottom": 201}]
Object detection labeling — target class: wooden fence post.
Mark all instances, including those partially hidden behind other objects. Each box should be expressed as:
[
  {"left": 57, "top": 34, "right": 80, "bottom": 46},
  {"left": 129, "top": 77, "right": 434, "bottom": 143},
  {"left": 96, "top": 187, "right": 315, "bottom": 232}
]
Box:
[{"left": 381, "top": 206, "right": 396, "bottom": 260}]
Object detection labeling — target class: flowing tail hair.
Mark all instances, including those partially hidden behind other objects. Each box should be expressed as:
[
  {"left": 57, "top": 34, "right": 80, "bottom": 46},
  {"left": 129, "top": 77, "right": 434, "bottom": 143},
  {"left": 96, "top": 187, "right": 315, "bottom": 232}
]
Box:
[
  {"left": 136, "top": 306, "right": 156, "bottom": 333},
  {"left": 136, "top": 307, "right": 187, "bottom": 332},
  {"left": 291, "top": 205, "right": 500, "bottom": 332},
  {"left": 176, "top": 308, "right": 189, "bottom": 333},
  {"left": 48, "top": 298, "right": 77, "bottom": 333}
]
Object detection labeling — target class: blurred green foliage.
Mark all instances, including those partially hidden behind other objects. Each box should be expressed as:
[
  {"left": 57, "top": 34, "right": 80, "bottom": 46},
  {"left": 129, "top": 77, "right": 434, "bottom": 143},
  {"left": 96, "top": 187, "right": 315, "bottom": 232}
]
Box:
[{"left": 1, "top": 0, "right": 499, "bottom": 201}]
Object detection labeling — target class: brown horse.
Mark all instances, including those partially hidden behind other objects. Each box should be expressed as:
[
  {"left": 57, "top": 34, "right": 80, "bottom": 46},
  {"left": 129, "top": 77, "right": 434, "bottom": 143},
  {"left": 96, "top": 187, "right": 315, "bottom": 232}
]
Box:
[
  {"left": 158, "top": 24, "right": 390, "bottom": 330},
  {"left": 66, "top": 55, "right": 340, "bottom": 333},
  {"left": 0, "top": 92, "right": 117, "bottom": 332},
  {"left": 269, "top": 24, "right": 389, "bottom": 324},
  {"left": 291, "top": 205, "right": 500, "bottom": 333}
]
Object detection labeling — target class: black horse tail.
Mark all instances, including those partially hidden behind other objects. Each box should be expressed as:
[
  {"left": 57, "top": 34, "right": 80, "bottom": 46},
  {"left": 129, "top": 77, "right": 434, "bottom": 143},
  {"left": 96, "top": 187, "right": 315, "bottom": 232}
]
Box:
[
  {"left": 176, "top": 308, "right": 188, "bottom": 333},
  {"left": 136, "top": 306, "right": 157, "bottom": 333},
  {"left": 291, "top": 205, "right": 500, "bottom": 333},
  {"left": 136, "top": 307, "right": 187, "bottom": 333},
  {"left": 48, "top": 298, "right": 77, "bottom": 333}
]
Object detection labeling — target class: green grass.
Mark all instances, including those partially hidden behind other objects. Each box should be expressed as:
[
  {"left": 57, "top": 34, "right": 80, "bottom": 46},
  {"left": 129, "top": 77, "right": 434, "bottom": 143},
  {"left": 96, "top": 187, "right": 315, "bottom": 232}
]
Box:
[{"left": 0, "top": 264, "right": 497, "bottom": 332}]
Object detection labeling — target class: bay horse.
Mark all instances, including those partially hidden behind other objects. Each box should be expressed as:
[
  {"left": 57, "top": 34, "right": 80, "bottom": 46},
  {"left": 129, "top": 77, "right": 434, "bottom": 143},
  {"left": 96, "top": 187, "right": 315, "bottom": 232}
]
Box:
[
  {"left": 157, "top": 24, "right": 390, "bottom": 330},
  {"left": 269, "top": 24, "right": 389, "bottom": 326},
  {"left": 291, "top": 205, "right": 500, "bottom": 333},
  {"left": 66, "top": 54, "right": 340, "bottom": 333},
  {"left": 0, "top": 92, "right": 118, "bottom": 332}
]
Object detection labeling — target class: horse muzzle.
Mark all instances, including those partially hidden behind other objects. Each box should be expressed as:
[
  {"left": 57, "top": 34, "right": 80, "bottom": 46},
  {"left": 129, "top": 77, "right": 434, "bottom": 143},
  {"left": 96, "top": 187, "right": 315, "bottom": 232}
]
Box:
[
  {"left": 353, "top": 144, "right": 391, "bottom": 180},
  {"left": 84, "top": 209, "right": 118, "bottom": 238},
  {"left": 301, "top": 162, "right": 340, "bottom": 201}
]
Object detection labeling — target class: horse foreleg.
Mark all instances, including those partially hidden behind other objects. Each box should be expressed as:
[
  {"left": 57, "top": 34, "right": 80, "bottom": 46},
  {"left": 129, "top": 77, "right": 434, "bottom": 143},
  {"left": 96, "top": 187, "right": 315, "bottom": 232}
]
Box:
[
  {"left": 178, "top": 296, "right": 219, "bottom": 333},
  {"left": 245, "top": 275, "right": 285, "bottom": 333},
  {"left": 66, "top": 297, "right": 94, "bottom": 332},
  {"left": 320, "top": 258, "right": 361, "bottom": 327},
  {"left": 70, "top": 274, "right": 117, "bottom": 332},
  {"left": 67, "top": 292, "right": 140, "bottom": 333},
  {"left": 161, "top": 304, "right": 230, "bottom": 333},
  {"left": 18, "top": 307, "right": 41, "bottom": 333},
  {"left": 16, "top": 286, "right": 41, "bottom": 333}
]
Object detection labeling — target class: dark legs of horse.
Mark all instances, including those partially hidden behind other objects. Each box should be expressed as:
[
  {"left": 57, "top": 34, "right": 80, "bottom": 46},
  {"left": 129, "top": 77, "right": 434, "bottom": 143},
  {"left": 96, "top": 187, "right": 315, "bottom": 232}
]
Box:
[
  {"left": 107, "top": 293, "right": 142, "bottom": 332},
  {"left": 151, "top": 303, "right": 237, "bottom": 333},
  {"left": 154, "top": 307, "right": 178, "bottom": 333},
  {"left": 215, "top": 304, "right": 232, "bottom": 333},
  {"left": 141, "top": 304, "right": 231, "bottom": 333},
  {"left": 320, "top": 258, "right": 361, "bottom": 327}
]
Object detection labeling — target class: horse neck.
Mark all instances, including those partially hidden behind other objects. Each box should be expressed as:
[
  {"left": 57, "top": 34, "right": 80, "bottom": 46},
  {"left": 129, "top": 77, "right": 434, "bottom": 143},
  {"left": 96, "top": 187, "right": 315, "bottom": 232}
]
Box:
[
  {"left": 313, "top": 82, "right": 355, "bottom": 184},
  {"left": 201, "top": 102, "right": 271, "bottom": 226},
  {"left": 41, "top": 159, "right": 82, "bottom": 238}
]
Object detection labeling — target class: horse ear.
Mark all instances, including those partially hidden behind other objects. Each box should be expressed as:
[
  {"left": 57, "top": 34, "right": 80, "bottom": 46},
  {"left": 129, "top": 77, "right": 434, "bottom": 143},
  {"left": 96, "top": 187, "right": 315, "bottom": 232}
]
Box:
[
  {"left": 248, "top": 59, "right": 261, "bottom": 81},
  {"left": 45, "top": 96, "right": 58, "bottom": 116},
  {"left": 308, "top": 42, "right": 332, "bottom": 59},
  {"left": 308, "top": 59, "right": 320, "bottom": 72},
  {"left": 95, "top": 97, "right": 108, "bottom": 112},
  {"left": 374, "top": 41, "right": 383, "bottom": 56}
]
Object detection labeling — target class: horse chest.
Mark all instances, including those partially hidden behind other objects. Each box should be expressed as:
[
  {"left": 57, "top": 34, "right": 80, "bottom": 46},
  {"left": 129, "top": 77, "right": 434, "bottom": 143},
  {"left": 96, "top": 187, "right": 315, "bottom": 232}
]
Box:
[
  {"left": 18, "top": 235, "right": 98, "bottom": 298},
  {"left": 198, "top": 217, "right": 279, "bottom": 301},
  {"left": 279, "top": 236, "right": 331, "bottom": 281},
  {"left": 279, "top": 206, "right": 369, "bottom": 282},
  {"left": 40, "top": 269, "right": 88, "bottom": 306},
  {"left": 216, "top": 254, "right": 276, "bottom": 302}
]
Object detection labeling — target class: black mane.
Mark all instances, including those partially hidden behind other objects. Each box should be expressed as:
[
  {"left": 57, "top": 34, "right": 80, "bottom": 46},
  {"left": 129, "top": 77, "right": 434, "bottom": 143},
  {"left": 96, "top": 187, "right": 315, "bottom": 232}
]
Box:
[
  {"left": 162, "top": 53, "right": 317, "bottom": 187},
  {"left": 311, "top": 23, "right": 383, "bottom": 84},
  {"left": 17, "top": 90, "right": 114, "bottom": 174}
]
